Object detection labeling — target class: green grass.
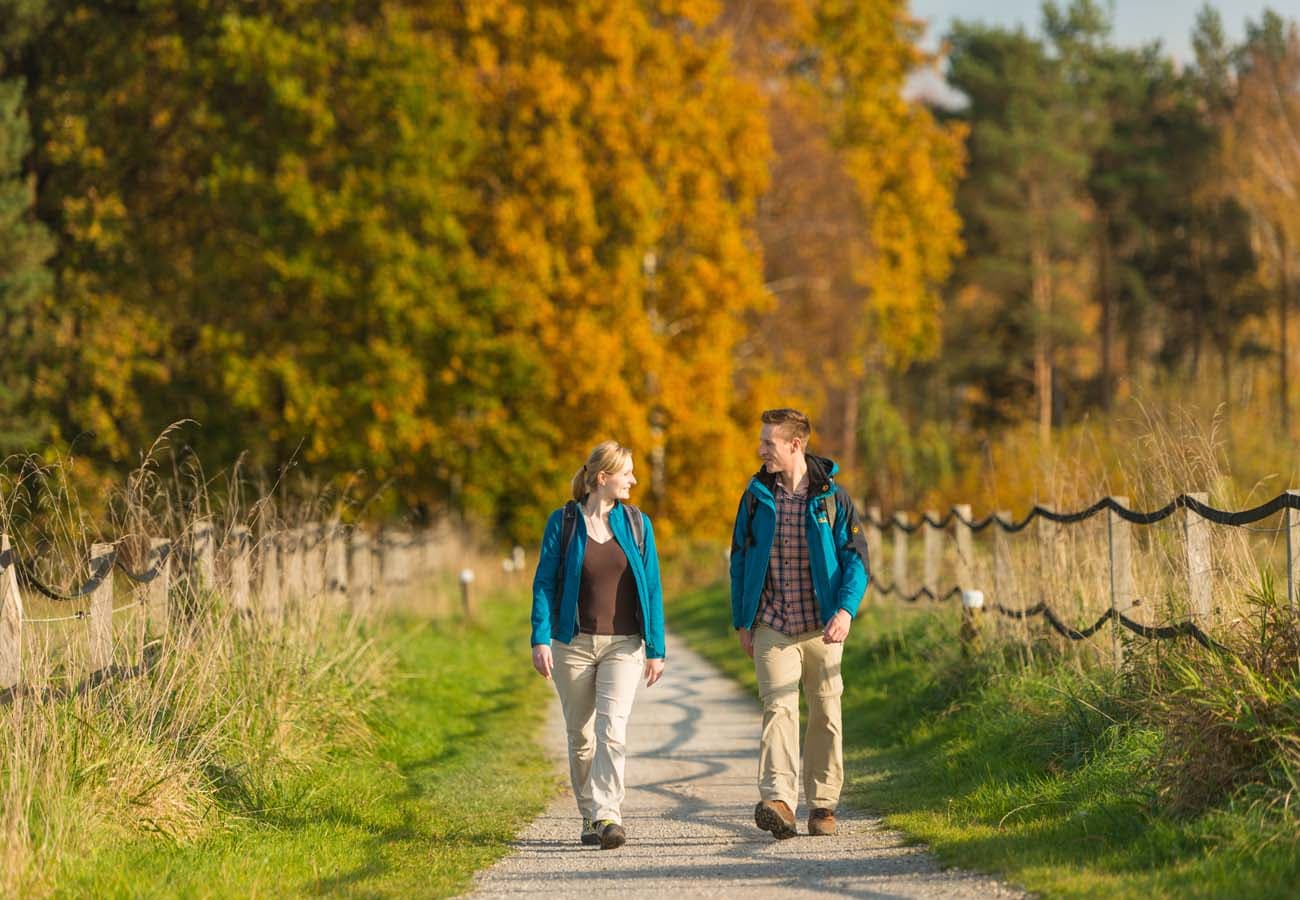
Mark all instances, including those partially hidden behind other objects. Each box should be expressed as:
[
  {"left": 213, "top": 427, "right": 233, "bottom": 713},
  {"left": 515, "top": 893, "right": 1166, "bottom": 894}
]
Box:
[
  {"left": 52, "top": 598, "right": 556, "bottom": 898},
  {"left": 668, "top": 583, "right": 1300, "bottom": 899}
]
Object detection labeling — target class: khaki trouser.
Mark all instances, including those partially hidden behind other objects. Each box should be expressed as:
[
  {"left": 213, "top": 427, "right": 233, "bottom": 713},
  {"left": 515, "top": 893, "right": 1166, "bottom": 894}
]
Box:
[
  {"left": 552, "top": 633, "right": 645, "bottom": 824},
  {"left": 753, "top": 623, "right": 844, "bottom": 811}
]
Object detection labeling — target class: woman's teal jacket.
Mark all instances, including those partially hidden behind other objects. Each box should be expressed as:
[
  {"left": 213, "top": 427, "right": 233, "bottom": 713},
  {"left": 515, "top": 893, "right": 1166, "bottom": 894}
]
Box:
[{"left": 531, "top": 501, "right": 666, "bottom": 659}]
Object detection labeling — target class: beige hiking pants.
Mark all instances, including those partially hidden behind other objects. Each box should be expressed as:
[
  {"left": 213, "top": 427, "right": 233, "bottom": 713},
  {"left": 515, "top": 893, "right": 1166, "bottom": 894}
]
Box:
[
  {"left": 753, "top": 623, "right": 844, "bottom": 811},
  {"left": 552, "top": 632, "right": 645, "bottom": 824}
]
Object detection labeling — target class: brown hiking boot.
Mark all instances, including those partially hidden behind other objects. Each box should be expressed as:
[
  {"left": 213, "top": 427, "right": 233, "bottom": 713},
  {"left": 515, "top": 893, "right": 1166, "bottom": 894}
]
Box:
[
  {"left": 754, "top": 800, "right": 797, "bottom": 840},
  {"left": 808, "top": 807, "right": 837, "bottom": 836}
]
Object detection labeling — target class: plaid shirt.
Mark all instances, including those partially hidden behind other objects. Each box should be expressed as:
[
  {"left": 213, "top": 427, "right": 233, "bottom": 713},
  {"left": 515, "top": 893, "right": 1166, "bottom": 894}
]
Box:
[{"left": 757, "top": 478, "right": 820, "bottom": 635}]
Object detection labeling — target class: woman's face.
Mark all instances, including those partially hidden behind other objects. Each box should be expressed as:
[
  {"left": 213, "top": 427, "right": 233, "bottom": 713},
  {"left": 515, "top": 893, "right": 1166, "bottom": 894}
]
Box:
[{"left": 597, "top": 457, "right": 637, "bottom": 500}]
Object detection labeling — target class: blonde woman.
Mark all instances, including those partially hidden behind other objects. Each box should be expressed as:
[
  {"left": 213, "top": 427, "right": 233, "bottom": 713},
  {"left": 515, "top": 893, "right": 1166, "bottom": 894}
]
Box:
[{"left": 531, "top": 440, "right": 666, "bottom": 850}]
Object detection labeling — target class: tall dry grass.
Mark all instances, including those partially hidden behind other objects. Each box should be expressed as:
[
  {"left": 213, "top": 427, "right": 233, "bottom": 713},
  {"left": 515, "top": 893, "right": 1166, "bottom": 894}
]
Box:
[
  {"left": 0, "top": 438, "right": 501, "bottom": 897},
  {"left": 900, "top": 405, "right": 1300, "bottom": 824}
]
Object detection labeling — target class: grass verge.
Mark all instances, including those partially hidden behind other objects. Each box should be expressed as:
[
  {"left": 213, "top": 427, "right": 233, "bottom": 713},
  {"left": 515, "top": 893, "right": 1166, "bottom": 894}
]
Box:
[
  {"left": 24, "top": 592, "right": 553, "bottom": 898},
  {"left": 668, "top": 582, "right": 1300, "bottom": 899}
]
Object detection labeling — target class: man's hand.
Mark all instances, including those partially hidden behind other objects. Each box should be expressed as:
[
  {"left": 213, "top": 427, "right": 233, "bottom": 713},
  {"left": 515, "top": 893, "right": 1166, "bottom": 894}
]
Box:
[
  {"left": 531, "top": 644, "right": 553, "bottom": 679},
  {"left": 822, "top": 609, "right": 852, "bottom": 644},
  {"left": 644, "top": 658, "right": 665, "bottom": 687},
  {"left": 737, "top": 627, "right": 755, "bottom": 659}
]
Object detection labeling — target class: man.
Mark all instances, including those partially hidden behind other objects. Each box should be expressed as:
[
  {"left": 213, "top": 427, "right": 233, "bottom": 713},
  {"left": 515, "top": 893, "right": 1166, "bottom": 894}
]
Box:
[{"left": 729, "top": 408, "right": 869, "bottom": 839}]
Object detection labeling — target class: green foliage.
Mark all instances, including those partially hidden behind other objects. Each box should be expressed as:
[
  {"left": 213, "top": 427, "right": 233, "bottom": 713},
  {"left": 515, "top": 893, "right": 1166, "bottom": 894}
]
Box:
[{"left": 0, "top": 1, "right": 55, "bottom": 453}]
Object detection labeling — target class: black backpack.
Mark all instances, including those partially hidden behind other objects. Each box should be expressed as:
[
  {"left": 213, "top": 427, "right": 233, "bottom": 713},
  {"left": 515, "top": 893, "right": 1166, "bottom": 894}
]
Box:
[{"left": 555, "top": 500, "right": 646, "bottom": 599}]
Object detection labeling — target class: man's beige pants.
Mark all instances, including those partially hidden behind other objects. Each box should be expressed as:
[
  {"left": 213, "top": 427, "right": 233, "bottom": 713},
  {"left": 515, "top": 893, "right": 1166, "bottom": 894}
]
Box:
[
  {"left": 753, "top": 623, "right": 844, "bottom": 811},
  {"left": 552, "top": 633, "right": 644, "bottom": 824}
]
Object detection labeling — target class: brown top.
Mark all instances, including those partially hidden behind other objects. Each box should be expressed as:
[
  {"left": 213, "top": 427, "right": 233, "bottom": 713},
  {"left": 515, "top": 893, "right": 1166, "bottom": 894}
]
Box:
[{"left": 578, "top": 538, "right": 641, "bottom": 636}]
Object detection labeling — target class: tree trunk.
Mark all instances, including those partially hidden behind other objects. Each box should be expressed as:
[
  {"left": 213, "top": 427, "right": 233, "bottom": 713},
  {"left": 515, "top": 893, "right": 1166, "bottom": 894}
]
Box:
[
  {"left": 841, "top": 379, "right": 859, "bottom": 487},
  {"left": 1283, "top": 250, "right": 1292, "bottom": 438},
  {"left": 1030, "top": 205, "right": 1053, "bottom": 450},
  {"left": 1099, "top": 213, "right": 1113, "bottom": 411}
]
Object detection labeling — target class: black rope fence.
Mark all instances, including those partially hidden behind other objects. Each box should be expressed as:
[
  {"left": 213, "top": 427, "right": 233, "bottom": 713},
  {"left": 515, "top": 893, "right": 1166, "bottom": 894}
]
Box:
[
  {"left": 989, "top": 600, "right": 1229, "bottom": 653},
  {"left": 869, "top": 490, "right": 1300, "bottom": 534}
]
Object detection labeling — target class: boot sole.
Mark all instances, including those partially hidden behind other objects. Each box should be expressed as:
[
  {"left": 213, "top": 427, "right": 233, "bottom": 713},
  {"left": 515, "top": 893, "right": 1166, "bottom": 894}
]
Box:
[{"left": 754, "top": 804, "right": 798, "bottom": 840}]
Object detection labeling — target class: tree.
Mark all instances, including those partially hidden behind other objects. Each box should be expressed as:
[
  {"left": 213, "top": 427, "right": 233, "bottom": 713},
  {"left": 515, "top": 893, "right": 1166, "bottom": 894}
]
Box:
[
  {"left": 944, "top": 14, "right": 1094, "bottom": 446},
  {"left": 28, "top": 2, "right": 543, "bottom": 521},
  {"left": 0, "top": 0, "right": 54, "bottom": 453},
  {"left": 723, "top": 0, "right": 965, "bottom": 484},
  {"left": 1223, "top": 10, "right": 1300, "bottom": 435}
]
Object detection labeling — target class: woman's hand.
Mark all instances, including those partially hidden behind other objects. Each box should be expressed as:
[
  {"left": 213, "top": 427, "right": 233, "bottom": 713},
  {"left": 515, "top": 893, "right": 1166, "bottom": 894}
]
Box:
[
  {"left": 644, "top": 658, "right": 665, "bottom": 687},
  {"left": 531, "top": 644, "right": 553, "bottom": 679}
]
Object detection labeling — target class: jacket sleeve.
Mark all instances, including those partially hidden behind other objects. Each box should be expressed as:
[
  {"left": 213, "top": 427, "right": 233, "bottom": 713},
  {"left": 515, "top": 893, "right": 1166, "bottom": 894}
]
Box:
[
  {"left": 834, "top": 492, "right": 870, "bottom": 617},
  {"left": 531, "top": 509, "right": 563, "bottom": 646},
  {"left": 728, "top": 492, "right": 749, "bottom": 630},
  {"left": 640, "top": 515, "right": 666, "bottom": 660}
]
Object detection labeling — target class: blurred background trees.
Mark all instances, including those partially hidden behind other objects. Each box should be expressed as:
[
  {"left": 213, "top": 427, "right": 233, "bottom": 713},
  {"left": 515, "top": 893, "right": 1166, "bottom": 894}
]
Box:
[{"left": 0, "top": 0, "right": 1297, "bottom": 541}]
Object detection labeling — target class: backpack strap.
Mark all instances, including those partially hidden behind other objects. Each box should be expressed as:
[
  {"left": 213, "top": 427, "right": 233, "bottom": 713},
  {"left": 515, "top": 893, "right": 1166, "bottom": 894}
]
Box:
[
  {"left": 555, "top": 500, "right": 579, "bottom": 601},
  {"left": 622, "top": 503, "right": 647, "bottom": 558},
  {"left": 823, "top": 487, "right": 842, "bottom": 533}
]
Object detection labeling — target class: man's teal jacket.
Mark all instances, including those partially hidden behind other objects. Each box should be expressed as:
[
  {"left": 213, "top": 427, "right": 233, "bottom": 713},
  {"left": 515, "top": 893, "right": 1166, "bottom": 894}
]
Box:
[
  {"left": 729, "top": 454, "right": 870, "bottom": 630},
  {"left": 531, "top": 501, "right": 666, "bottom": 659}
]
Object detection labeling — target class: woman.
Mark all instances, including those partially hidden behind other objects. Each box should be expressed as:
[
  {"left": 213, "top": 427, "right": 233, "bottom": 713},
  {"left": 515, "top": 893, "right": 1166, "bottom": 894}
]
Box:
[{"left": 530, "top": 440, "right": 666, "bottom": 850}]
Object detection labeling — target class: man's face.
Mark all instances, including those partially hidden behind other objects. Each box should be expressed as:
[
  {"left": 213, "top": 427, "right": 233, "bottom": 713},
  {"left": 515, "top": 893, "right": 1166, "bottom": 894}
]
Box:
[{"left": 758, "top": 424, "right": 800, "bottom": 473}]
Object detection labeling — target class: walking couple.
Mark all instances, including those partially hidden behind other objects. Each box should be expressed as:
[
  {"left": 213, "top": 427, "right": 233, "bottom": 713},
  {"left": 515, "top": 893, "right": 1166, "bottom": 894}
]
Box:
[{"left": 529, "top": 408, "right": 871, "bottom": 849}]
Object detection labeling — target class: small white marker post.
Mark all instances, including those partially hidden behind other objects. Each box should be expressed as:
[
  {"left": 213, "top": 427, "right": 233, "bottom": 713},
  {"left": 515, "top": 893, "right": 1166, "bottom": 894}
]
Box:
[{"left": 460, "top": 568, "right": 476, "bottom": 619}]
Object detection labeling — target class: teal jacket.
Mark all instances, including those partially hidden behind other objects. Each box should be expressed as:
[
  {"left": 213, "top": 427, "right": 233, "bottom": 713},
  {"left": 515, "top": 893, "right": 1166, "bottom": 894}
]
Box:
[
  {"left": 531, "top": 501, "right": 666, "bottom": 659},
  {"left": 728, "top": 454, "right": 870, "bottom": 630}
]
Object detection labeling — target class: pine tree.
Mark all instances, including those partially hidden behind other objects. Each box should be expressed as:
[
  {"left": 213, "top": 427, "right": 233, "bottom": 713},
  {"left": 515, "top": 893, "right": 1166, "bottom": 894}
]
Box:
[{"left": 0, "top": 0, "right": 54, "bottom": 453}]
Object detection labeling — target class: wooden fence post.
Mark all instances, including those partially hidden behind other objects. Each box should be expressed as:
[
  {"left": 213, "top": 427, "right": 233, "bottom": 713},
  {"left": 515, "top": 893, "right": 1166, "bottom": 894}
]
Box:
[
  {"left": 375, "top": 530, "right": 390, "bottom": 592},
  {"left": 1108, "top": 497, "right": 1136, "bottom": 668},
  {"left": 349, "top": 530, "right": 372, "bottom": 613},
  {"left": 954, "top": 504, "right": 981, "bottom": 655},
  {"left": 953, "top": 505, "right": 973, "bottom": 590},
  {"left": 190, "top": 518, "right": 215, "bottom": 595},
  {"left": 892, "top": 513, "right": 909, "bottom": 599},
  {"left": 258, "top": 533, "right": 281, "bottom": 624},
  {"left": 304, "top": 523, "right": 325, "bottom": 600},
  {"left": 1185, "top": 492, "right": 1212, "bottom": 624},
  {"left": 992, "top": 511, "right": 1021, "bottom": 653},
  {"left": 145, "top": 537, "right": 172, "bottom": 637},
  {"left": 284, "top": 529, "right": 306, "bottom": 606},
  {"left": 0, "top": 533, "right": 24, "bottom": 692},
  {"left": 328, "top": 525, "right": 348, "bottom": 597},
  {"left": 228, "top": 526, "right": 252, "bottom": 616},
  {"left": 923, "top": 511, "right": 941, "bottom": 600},
  {"left": 88, "top": 542, "right": 115, "bottom": 674},
  {"left": 866, "top": 505, "right": 883, "bottom": 598},
  {"left": 1287, "top": 490, "right": 1300, "bottom": 612}
]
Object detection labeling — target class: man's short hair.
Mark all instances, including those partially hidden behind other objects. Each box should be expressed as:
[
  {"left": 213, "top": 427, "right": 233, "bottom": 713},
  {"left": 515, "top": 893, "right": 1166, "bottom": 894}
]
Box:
[{"left": 761, "top": 408, "right": 811, "bottom": 443}]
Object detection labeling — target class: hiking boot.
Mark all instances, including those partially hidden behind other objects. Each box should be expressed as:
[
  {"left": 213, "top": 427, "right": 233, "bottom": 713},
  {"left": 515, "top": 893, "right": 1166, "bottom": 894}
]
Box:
[
  {"left": 580, "top": 817, "right": 600, "bottom": 846},
  {"left": 754, "top": 800, "right": 797, "bottom": 840},
  {"left": 594, "top": 819, "right": 626, "bottom": 850},
  {"left": 808, "top": 807, "right": 837, "bottom": 836}
]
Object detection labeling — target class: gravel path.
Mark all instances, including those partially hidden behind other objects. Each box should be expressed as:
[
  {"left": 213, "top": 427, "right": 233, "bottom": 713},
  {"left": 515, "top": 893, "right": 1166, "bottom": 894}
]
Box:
[{"left": 471, "top": 636, "right": 1026, "bottom": 898}]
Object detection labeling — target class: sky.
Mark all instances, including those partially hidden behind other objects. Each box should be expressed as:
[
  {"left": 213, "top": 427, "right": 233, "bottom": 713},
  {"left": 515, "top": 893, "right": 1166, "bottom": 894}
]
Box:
[{"left": 909, "top": 0, "right": 1296, "bottom": 63}]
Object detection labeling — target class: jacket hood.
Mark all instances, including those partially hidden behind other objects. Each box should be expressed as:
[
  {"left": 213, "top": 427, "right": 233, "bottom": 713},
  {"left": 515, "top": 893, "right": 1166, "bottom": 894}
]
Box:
[{"left": 753, "top": 453, "right": 839, "bottom": 496}]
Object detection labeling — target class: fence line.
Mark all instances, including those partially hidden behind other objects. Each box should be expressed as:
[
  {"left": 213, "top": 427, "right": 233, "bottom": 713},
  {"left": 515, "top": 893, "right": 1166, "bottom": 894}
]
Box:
[
  {"left": 0, "top": 523, "right": 458, "bottom": 705},
  {"left": 862, "top": 488, "right": 1300, "bottom": 661}
]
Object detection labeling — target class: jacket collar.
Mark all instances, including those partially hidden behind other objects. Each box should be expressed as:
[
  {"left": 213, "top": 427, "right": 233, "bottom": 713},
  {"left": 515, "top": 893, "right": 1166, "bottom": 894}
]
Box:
[{"left": 752, "top": 454, "right": 837, "bottom": 500}]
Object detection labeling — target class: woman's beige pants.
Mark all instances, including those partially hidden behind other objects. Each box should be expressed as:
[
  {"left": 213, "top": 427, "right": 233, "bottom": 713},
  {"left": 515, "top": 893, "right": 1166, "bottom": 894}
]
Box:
[
  {"left": 753, "top": 623, "right": 844, "bottom": 811},
  {"left": 552, "top": 633, "right": 645, "bottom": 824}
]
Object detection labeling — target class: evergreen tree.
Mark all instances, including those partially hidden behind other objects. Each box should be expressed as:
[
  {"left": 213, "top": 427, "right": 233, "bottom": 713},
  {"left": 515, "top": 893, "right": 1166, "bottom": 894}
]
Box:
[{"left": 0, "top": 0, "right": 54, "bottom": 452}]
